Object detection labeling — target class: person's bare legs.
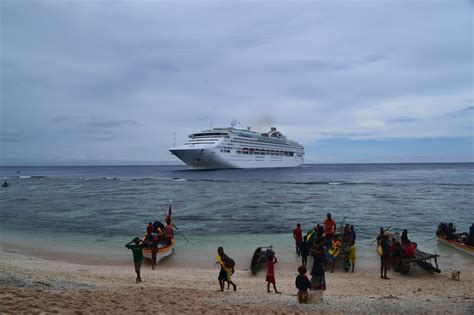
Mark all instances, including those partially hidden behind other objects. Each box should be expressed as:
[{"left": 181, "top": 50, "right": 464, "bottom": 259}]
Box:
[{"left": 272, "top": 283, "right": 281, "bottom": 294}]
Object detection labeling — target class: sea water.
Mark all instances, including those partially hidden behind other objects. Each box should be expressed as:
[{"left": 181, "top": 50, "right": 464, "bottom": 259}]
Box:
[{"left": 0, "top": 164, "right": 473, "bottom": 270}]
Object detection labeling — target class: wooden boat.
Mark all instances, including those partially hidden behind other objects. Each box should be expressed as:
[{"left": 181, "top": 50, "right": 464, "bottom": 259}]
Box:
[
  {"left": 143, "top": 238, "right": 176, "bottom": 263},
  {"left": 437, "top": 235, "right": 474, "bottom": 257},
  {"left": 250, "top": 246, "right": 273, "bottom": 275},
  {"left": 378, "top": 231, "right": 440, "bottom": 274},
  {"left": 399, "top": 248, "right": 441, "bottom": 274}
]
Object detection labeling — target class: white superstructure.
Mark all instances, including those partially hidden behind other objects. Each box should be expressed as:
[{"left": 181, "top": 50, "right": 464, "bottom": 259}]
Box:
[{"left": 169, "top": 125, "right": 304, "bottom": 169}]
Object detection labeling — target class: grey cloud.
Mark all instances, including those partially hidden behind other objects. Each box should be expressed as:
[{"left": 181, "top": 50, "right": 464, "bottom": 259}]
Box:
[
  {"left": 86, "top": 117, "right": 141, "bottom": 129},
  {"left": 155, "top": 63, "right": 180, "bottom": 73},
  {"left": 0, "top": 132, "right": 25, "bottom": 142},
  {"left": 51, "top": 116, "right": 142, "bottom": 134}
]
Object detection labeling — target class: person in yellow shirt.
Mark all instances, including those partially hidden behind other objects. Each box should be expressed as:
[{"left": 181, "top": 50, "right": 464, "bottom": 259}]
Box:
[
  {"left": 328, "top": 239, "right": 341, "bottom": 273},
  {"left": 215, "top": 247, "right": 237, "bottom": 291},
  {"left": 348, "top": 240, "right": 356, "bottom": 273}
]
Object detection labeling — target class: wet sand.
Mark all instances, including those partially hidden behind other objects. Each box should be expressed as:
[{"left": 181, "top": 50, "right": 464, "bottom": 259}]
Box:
[{"left": 1, "top": 249, "right": 473, "bottom": 314}]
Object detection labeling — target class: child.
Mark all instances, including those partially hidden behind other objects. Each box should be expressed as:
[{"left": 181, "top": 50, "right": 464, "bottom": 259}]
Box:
[
  {"left": 295, "top": 265, "right": 312, "bottom": 303},
  {"left": 223, "top": 257, "right": 237, "bottom": 291},
  {"left": 265, "top": 252, "right": 281, "bottom": 294},
  {"left": 328, "top": 238, "right": 341, "bottom": 273},
  {"left": 300, "top": 236, "right": 310, "bottom": 267},
  {"left": 215, "top": 247, "right": 236, "bottom": 291},
  {"left": 348, "top": 240, "right": 356, "bottom": 273}
]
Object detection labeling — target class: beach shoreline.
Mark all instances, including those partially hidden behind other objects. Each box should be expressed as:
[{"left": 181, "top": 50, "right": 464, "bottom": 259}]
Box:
[{"left": 1, "top": 249, "right": 473, "bottom": 314}]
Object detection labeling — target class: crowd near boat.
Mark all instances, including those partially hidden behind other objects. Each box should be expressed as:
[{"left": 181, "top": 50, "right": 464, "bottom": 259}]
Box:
[
  {"left": 436, "top": 222, "right": 474, "bottom": 256},
  {"left": 125, "top": 208, "right": 473, "bottom": 304},
  {"left": 125, "top": 206, "right": 175, "bottom": 282}
]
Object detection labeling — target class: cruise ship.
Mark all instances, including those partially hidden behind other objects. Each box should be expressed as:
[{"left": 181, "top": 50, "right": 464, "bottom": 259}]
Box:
[{"left": 169, "top": 124, "right": 304, "bottom": 169}]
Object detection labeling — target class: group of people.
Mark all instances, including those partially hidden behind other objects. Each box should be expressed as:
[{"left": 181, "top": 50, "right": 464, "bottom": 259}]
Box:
[
  {"left": 291, "top": 213, "right": 358, "bottom": 303},
  {"left": 216, "top": 246, "right": 281, "bottom": 294},
  {"left": 293, "top": 213, "right": 357, "bottom": 270},
  {"left": 125, "top": 207, "right": 174, "bottom": 281},
  {"left": 125, "top": 210, "right": 471, "bottom": 304},
  {"left": 437, "top": 222, "right": 474, "bottom": 246},
  {"left": 377, "top": 228, "right": 417, "bottom": 278}
]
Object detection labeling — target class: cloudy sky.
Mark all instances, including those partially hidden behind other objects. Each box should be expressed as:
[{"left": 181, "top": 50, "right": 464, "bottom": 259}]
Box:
[{"left": 1, "top": 0, "right": 472, "bottom": 165}]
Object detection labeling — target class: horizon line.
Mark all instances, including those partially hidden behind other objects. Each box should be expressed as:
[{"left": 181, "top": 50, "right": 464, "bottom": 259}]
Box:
[{"left": 1, "top": 161, "right": 473, "bottom": 167}]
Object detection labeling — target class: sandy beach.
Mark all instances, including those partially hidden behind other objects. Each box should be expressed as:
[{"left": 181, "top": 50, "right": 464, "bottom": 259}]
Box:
[{"left": 1, "top": 248, "right": 473, "bottom": 314}]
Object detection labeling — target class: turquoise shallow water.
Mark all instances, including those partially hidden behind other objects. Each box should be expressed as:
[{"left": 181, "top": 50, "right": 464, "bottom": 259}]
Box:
[{"left": 0, "top": 164, "right": 473, "bottom": 269}]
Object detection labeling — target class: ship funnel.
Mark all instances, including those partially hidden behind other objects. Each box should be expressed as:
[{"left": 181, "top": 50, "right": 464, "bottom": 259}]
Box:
[
  {"left": 270, "top": 127, "right": 277, "bottom": 132},
  {"left": 247, "top": 126, "right": 251, "bottom": 131}
]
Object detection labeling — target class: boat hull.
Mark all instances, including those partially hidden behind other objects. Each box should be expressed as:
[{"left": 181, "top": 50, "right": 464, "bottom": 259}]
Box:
[
  {"left": 143, "top": 239, "right": 176, "bottom": 263},
  {"left": 170, "top": 147, "right": 303, "bottom": 169},
  {"left": 437, "top": 236, "right": 474, "bottom": 256}
]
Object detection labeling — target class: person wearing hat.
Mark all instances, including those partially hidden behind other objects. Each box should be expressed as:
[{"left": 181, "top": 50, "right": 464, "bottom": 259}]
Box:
[{"left": 125, "top": 237, "right": 145, "bottom": 283}]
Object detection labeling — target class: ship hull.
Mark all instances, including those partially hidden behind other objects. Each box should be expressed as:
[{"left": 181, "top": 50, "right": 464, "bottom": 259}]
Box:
[{"left": 170, "top": 148, "right": 303, "bottom": 169}]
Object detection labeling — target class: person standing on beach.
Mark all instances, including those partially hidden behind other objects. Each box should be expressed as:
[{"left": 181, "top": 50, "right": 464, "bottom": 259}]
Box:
[
  {"left": 293, "top": 223, "right": 303, "bottom": 257},
  {"left": 265, "top": 252, "right": 281, "bottom": 294},
  {"left": 328, "top": 238, "right": 341, "bottom": 273},
  {"left": 376, "top": 227, "right": 385, "bottom": 245},
  {"left": 125, "top": 237, "right": 144, "bottom": 283},
  {"left": 348, "top": 240, "right": 356, "bottom": 273},
  {"left": 380, "top": 232, "right": 391, "bottom": 279},
  {"left": 324, "top": 213, "right": 336, "bottom": 244},
  {"left": 300, "top": 236, "right": 310, "bottom": 267},
  {"left": 310, "top": 246, "right": 326, "bottom": 302},
  {"left": 295, "top": 265, "right": 312, "bottom": 304}
]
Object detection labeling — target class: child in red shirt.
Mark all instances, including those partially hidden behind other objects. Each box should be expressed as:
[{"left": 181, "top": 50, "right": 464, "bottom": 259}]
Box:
[{"left": 266, "top": 252, "right": 281, "bottom": 294}]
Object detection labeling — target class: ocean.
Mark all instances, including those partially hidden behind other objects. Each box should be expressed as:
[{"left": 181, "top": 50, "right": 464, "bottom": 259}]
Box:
[{"left": 0, "top": 163, "right": 473, "bottom": 269}]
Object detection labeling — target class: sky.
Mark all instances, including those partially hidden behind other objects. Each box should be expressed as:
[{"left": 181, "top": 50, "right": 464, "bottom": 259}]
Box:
[{"left": 1, "top": 0, "right": 473, "bottom": 165}]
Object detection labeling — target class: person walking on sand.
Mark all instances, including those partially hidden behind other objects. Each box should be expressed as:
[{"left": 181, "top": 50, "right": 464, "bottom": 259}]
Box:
[
  {"left": 125, "top": 237, "right": 144, "bottom": 283},
  {"left": 300, "top": 236, "right": 310, "bottom": 267},
  {"left": 295, "top": 265, "right": 312, "bottom": 304},
  {"left": 223, "top": 256, "right": 237, "bottom": 291},
  {"left": 293, "top": 223, "right": 303, "bottom": 257},
  {"left": 380, "top": 232, "right": 391, "bottom": 279},
  {"left": 215, "top": 247, "right": 236, "bottom": 291},
  {"left": 265, "top": 251, "right": 281, "bottom": 294}
]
